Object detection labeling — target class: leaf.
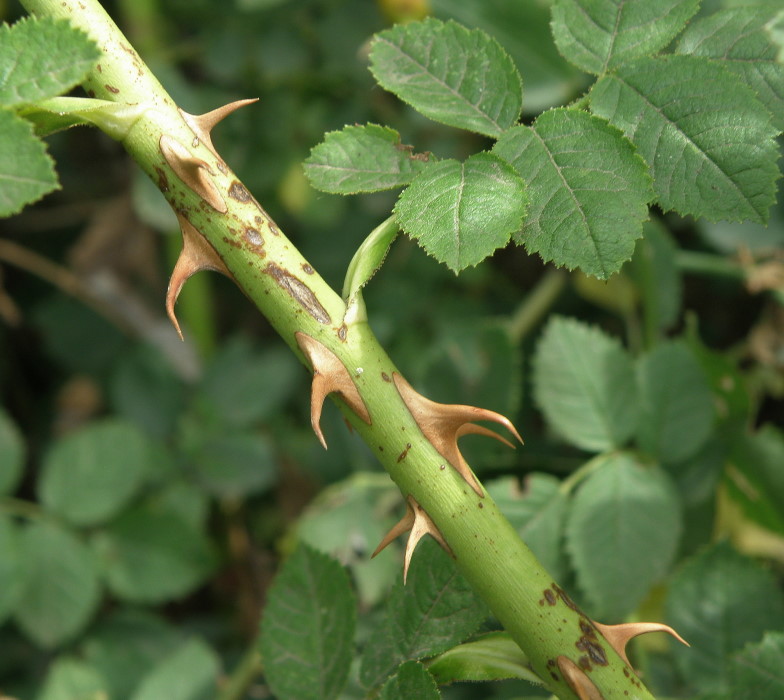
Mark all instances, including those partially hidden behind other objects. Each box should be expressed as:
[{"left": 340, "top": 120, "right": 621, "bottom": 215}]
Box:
[
  {"left": 131, "top": 638, "right": 220, "bottom": 700},
  {"left": 189, "top": 432, "right": 277, "bottom": 500},
  {"left": 566, "top": 453, "right": 682, "bottom": 621},
  {"left": 13, "top": 521, "right": 101, "bottom": 648},
  {"left": 636, "top": 340, "right": 715, "bottom": 464},
  {"left": 0, "top": 516, "right": 24, "bottom": 625},
  {"left": 380, "top": 661, "right": 440, "bottom": 700},
  {"left": 0, "top": 16, "right": 99, "bottom": 106},
  {"left": 82, "top": 608, "right": 186, "bottom": 700},
  {"left": 493, "top": 108, "right": 652, "bottom": 278},
  {"left": 38, "top": 419, "right": 152, "bottom": 527},
  {"left": 394, "top": 153, "right": 527, "bottom": 272},
  {"left": 487, "top": 475, "right": 568, "bottom": 580},
  {"left": 0, "top": 407, "right": 24, "bottom": 495},
  {"left": 768, "top": 9, "right": 784, "bottom": 62},
  {"left": 303, "top": 124, "right": 431, "bottom": 194},
  {"left": 590, "top": 55, "right": 780, "bottom": 223},
  {"left": 197, "top": 337, "right": 299, "bottom": 429},
  {"left": 551, "top": 0, "right": 700, "bottom": 75},
  {"left": 369, "top": 18, "right": 523, "bottom": 137},
  {"left": 676, "top": 6, "right": 784, "bottom": 131},
  {"left": 532, "top": 316, "right": 639, "bottom": 452},
  {"left": 360, "top": 538, "right": 487, "bottom": 689},
  {"left": 18, "top": 96, "right": 146, "bottom": 139},
  {"left": 110, "top": 344, "right": 185, "bottom": 439},
  {"left": 665, "top": 542, "right": 784, "bottom": 694},
  {"left": 0, "top": 110, "right": 58, "bottom": 217},
  {"left": 259, "top": 544, "right": 356, "bottom": 700},
  {"left": 342, "top": 215, "right": 399, "bottom": 304},
  {"left": 727, "top": 632, "right": 784, "bottom": 700},
  {"left": 727, "top": 425, "right": 784, "bottom": 534},
  {"left": 92, "top": 504, "right": 218, "bottom": 603},
  {"left": 427, "top": 631, "right": 540, "bottom": 685},
  {"left": 37, "top": 657, "right": 108, "bottom": 700}
]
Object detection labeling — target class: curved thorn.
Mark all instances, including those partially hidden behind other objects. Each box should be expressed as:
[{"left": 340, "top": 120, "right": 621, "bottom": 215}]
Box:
[
  {"left": 556, "top": 656, "right": 604, "bottom": 700},
  {"left": 180, "top": 98, "right": 258, "bottom": 154},
  {"left": 393, "top": 373, "right": 523, "bottom": 497},
  {"left": 159, "top": 134, "right": 227, "bottom": 213},
  {"left": 372, "top": 495, "right": 453, "bottom": 584},
  {"left": 593, "top": 621, "right": 689, "bottom": 667},
  {"left": 166, "top": 214, "right": 231, "bottom": 340},
  {"left": 295, "top": 332, "right": 371, "bottom": 449}
]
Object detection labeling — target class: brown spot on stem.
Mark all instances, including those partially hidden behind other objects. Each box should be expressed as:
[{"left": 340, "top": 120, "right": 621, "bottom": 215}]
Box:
[
  {"left": 337, "top": 324, "right": 347, "bottom": 341},
  {"left": 397, "top": 443, "right": 412, "bottom": 463},
  {"left": 382, "top": 372, "right": 391, "bottom": 382},
  {"left": 543, "top": 589, "right": 557, "bottom": 606},
  {"left": 244, "top": 227, "right": 264, "bottom": 249},
  {"left": 265, "top": 263, "right": 331, "bottom": 324},
  {"left": 302, "top": 263, "right": 314, "bottom": 274},
  {"left": 228, "top": 181, "right": 252, "bottom": 202},
  {"left": 105, "top": 84, "right": 119, "bottom": 94}
]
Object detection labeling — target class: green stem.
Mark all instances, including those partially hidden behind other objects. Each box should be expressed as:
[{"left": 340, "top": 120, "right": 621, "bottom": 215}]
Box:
[
  {"left": 507, "top": 269, "right": 568, "bottom": 344},
  {"left": 20, "top": 2, "right": 660, "bottom": 698},
  {"left": 217, "top": 647, "right": 263, "bottom": 700}
]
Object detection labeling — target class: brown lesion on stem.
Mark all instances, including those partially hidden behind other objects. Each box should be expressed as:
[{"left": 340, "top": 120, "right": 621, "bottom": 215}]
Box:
[
  {"left": 266, "top": 263, "right": 332, "bottom": 325},
  {"left": 295, "top": 332, "right": 370, "bottom": 449},
  {"left": 392, "top": 373, "right": 523, "bottom": 497},
  {"left": 159, "top": 134, "right": 227, "bottom": 213},
  {"left": 167, "top": 213, "right": 233, "bottom": 340},
  {"left": 372, "top": 494, "right": 453, "bottom": 583},
  {"left": 557, "top": 656, "right": 604, "bottom": 700}
]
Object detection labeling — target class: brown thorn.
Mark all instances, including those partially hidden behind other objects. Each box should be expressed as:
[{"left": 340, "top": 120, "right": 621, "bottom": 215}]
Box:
[
  {"left": 372, "top": 495, "right": 453, "bottom": 584},
  {"left": 392, "top": 373, "right": 523, "bottom": 498},
  {"left": 295, "top": 332, "right": 371, "bottom": 449},
  {"left": 593, "top": 621, "right": 689, "bottom": 668},
  {"left": 557, "top": 656, "right": 604, "bottom": 700},
  {"left": 167, "top": 214, "right": 232, "bottom": 340},
  {"left": 180, "top": 98, "right": 258, "bottom": 155},
  {"left": 159, "top": 134, "right": 227, "bottom": 213}
]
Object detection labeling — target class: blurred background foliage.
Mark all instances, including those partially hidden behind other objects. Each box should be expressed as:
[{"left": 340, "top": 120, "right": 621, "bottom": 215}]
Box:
[{"left": 1, "top": 0, "right": 783, "bottom": 698}]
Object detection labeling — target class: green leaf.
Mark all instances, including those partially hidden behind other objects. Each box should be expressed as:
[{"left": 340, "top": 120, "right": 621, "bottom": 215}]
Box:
[
  {"left": 303, "top": 124, "right": 432, "bottom": 194},
  {"left": 677, "top": 6, "right": 784, "bottom": 131},
  {"left": 342, "top": 216, "right": 399, "bottom": 305},
  {"left": 532, "top": 316, "right": 639, "bottom": 452},
  {"left": 380, "top": 661, "right": 440, "bottom": 700},
  {"left": 665, "top": 542, "right": 784, "bottom": 694},
  {"left": 0, "top": 110, "right": 58, "bottom": 217},
  {"left": 110, "top": 344, "right": 185, "bottom": 439},
  {"left": 92, "top": 504, "right": 217, "bottom": 603},
  {"left": 727, "top": 425, "right": 784, "bottom": 534},
  {"left": 628, "top": 221, "right": 682, "bottom": 336},
  {"left": 197, "top": 337, "right": 299, "bottom": 429},
  {"left": 189, "top": 432, "right": 277, "bottom": 500},
  {"left": 427, "top": 631, "right": 539, "bottom": 685},
  {"left": 590, "top": 55, "right": 780, "bottom": 223},
  {"left": 0, "top": 407, "right": 25, "bottom": 495},
  {"left": 360, "top": 538, "right": 487, "bottom": 689},
  {"left": 82, "top": 608, "right": 185, "bottom": 700},
  {"left": 0, "top": 17, "right": 99, "bottom": 106},
  {"left": 727, "top": 632, "right": 784, "bottom": 700},
  {"left": 394, "top": 153, "right": 527, "bottom": 272},
  {"left": 487, "top": 475, "right": 568, "bottom": 580},
  {"left": 768, "top": 10, "right": 784, "bottom": 62},
  {"left": 14, "top": 521, "right": 101, "bottom": 648},
  {"left": 0, "top": 516, "right": 24, "bottom": 624},
  {"left": 493, "top": 108, "right": 652, "bottom": 278},
  {"left": 551, "top": 0, "right": 700, "bottom": 75},
  {"left": 259, "top": 544, "right": 356, "bottom": 700},
  {"left": 566, "top": 453, "right": 681, "bottom": 621},
  {"left": 38, "top": 419, "right": 152, "bottom": 527},
  {"left": 131, "top": 638, "right": 220, "bottom": 700},
  {"left": 37, "top": 657, "right": 108, "bottom": 700},
  {"left": 369, "top": 18, "right": 523, "bottom": 137},
  {"left": 636, "top": 340, "right": 715, "bottom": 464}
]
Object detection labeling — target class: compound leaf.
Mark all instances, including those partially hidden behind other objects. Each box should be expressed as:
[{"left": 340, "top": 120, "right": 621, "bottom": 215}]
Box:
[
  {"left": 590, "top": 55, "right": 780, "bottom": 223},
  {"left": 395, "top": 153, "right": 527, "bottom": 272},
  {"left": 677, "top": 6, "right": 784, "bottom": 131},
  {"left": 552, "top": 0, "right": 700, "bottom": 75},
  {"left": 259, "top": 544, "right": 356, "bottom": 700},
  {"left": 370, "top": 18, "right": 522, "bottom": 137},
  {"left": 304, "top": 124, "right": 432, "bottom": 194},
  {"left": 0, "top": 16, "right": 99, "bottom": 106},
  {"left": 494, "top": 108, "right": 652, "bottom": 278},
  {"left": 532, "top": 316, "right": 638, "bottom": 452},
  {"left": 0, "top": 110, "right": 58, "bottom": 217}
]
